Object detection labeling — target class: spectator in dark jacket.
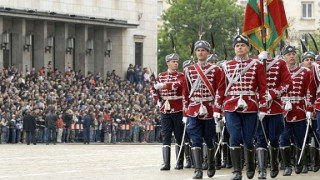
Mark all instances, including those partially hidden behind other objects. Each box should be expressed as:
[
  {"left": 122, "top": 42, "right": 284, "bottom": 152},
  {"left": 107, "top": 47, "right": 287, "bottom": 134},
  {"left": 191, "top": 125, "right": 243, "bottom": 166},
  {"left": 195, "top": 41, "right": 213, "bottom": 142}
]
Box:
[
  {"left": 23, "top": 109, "right": 37, "bottom": 145},
  {"left": 82, "top": 111, "right": 93, "bottom": 144},
  {"left": 62, "top": 109, "right": 73, "bottom": 142},
  {"left": 45, "top": 106, "right": 58, "bottom": 145}
]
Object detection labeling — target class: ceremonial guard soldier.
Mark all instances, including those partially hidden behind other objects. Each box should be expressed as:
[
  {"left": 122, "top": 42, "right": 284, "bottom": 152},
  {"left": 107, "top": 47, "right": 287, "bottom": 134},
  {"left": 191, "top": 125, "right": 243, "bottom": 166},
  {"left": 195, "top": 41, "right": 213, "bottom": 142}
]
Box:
[
  {"left": 201, "top": 52, "right": 219, "bottom": 171},
  {"left": 306, "top": 51, "right": 320, "bottom": 172},
  {"left": 151, "top": 52, "right": 185, "bottom": 171},
  {"left": 206, "top": 53, "right": 224, "bottom": 170},
  {"left": 255, "top": 51, "right": 292, "bottom": 179},
  {"left": 279, "top": 45, "right": 311, "bottom": 176},
  {"left": 214, "top": 35, "right": 268, "bottom": 180},
  {"left": 183, "top": 40, "right": 221, "bottom": 179}
]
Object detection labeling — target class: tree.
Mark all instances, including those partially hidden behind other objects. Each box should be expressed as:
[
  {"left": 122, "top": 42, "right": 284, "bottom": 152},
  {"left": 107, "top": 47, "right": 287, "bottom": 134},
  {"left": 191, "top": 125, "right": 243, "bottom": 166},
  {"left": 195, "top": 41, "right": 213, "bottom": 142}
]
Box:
[{"left": 158, "top": 0, "right": 244, "bottom": 72}]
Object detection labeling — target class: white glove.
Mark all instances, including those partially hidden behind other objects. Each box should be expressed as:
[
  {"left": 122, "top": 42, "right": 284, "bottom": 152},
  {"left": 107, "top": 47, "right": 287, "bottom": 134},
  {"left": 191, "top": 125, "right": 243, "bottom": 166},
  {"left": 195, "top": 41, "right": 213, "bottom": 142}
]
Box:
[
  {"left": 222, "top": 117, "right": 226, "bottom": 124},
  {"left": 157, "top": 101, "right": 162, "bottom": 107},
  {"left": 267, "top": 91, "right": 272, "bottom": 101},
  {"left": 306, "top": 111, "right": 312, "bottom": 120},
  {"left": 258, "top": 112, "right": 267, "bottom": 121},
  {"left": 182, "top": 117, "right": 188, "bottom": 124},
  {"left": 213, "top": 112, "right": 221, "bottom": 119},
  {"left": 154, "top": 83, "right": 164, "bottom": 90},
  {"left": 258, "top": 51, "right": 269, "bottom": 60}
]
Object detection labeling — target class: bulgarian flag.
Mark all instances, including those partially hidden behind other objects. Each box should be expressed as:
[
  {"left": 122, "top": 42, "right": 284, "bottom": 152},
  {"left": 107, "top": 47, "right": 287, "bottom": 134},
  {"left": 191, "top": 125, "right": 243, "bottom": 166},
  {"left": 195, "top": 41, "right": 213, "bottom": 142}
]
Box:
[{"left": 243, "top": 0, "right": 288, "bottom": 52}]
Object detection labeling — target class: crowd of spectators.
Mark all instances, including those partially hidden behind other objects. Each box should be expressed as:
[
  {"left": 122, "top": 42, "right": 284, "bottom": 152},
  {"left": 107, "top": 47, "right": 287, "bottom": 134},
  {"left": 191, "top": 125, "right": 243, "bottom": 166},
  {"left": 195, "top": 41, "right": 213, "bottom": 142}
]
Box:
[{"left": 0, "top": 62, "right": 163, "bottom": 145}]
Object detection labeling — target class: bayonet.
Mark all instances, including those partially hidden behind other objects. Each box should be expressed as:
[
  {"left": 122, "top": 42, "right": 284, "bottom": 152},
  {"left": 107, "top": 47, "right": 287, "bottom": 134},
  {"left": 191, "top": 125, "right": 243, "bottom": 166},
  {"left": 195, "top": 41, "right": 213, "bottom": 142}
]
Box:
[
  {"left": 198, "top": 16, "right": 204, "bottom": 40},
  {"left": 169, "top": 32, "right": 176, "bottom": 53},
  {"left": 304, "top": 34, "right": 309, "bottom": 51},
  {"left": 223, "top": 45, "right": 228, "bottom": 60},
  {"left": 300, "top": 39, "right": 308, "bottom": 53},
  {"left": 210, "top": 32, "right": 215, "bottom": 54}
]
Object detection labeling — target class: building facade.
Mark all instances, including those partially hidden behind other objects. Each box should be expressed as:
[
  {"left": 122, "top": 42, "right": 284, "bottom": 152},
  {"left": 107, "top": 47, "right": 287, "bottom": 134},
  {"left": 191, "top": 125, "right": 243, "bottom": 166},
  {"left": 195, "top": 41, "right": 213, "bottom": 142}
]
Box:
[{"left": 0, "top": 0, "right": 158, "bottom": 78}]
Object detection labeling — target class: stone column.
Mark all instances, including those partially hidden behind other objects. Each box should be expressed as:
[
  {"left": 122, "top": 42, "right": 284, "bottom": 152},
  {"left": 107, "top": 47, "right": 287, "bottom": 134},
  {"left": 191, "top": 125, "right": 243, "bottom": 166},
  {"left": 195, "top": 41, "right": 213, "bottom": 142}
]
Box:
[
  {"left": 33, "top": 20, "right": 46, "bottom": 71},
  {"left": 106, "top": 28, "right": 123, "bottom": 78},
  {"left": 55, "top": 22, "right": 67, "bottom": 74},
  {"left": 0, "top": 17, "right": 3, "bottom": 71},
  {"left": 94, "top": 27, "right": 107, "bottom": 77},
  {"left": 75, "top": 24, "right": 88, "bottom": 76},
  {"left": 12, "top": 18, "right": 27, "bottom": 72}
]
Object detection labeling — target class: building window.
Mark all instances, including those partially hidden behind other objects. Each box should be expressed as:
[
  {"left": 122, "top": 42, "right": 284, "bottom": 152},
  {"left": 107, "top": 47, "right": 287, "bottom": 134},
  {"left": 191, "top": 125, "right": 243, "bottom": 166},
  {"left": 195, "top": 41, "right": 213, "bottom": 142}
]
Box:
[
  {"left": 239, "top": 1, "right": 247, "bottom": 7},
  {"left": 135, "top": 42, "right": 143, "bottom": 66},
  {"left": 302, "top": 2, "right": 313, "bottom": 18},
  {"left": 157, "top": 1, "right": 163, "bottom": 19}
]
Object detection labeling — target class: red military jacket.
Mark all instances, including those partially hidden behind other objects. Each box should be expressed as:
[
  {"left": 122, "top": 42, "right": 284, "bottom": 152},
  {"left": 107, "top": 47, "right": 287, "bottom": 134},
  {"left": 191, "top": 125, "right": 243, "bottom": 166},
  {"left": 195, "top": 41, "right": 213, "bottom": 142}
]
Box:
[
  {"left": 283, "top": 65, "right": 311, "bottom": 122},
  {"left": 307, "top": 61, "right": 320, "bottom": 113},
  {"left": 214, "top": 58, "right": 268, "bottom": 113},
  {"left": 151, "top": 70, "right": 184, "bottom": 114},
  {"left": 265, "top": 58, "right": 292, "bottom": 115},
  {"left": 183, "top": 63, "right": 221, "bottom": 119}
]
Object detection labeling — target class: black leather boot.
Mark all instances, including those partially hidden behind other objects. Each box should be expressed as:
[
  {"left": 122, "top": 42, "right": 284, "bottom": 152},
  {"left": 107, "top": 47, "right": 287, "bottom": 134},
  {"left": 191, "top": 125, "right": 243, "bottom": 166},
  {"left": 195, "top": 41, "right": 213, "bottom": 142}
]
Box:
[
  {"left": 192, "top": 147, "right": 203, "bottom": 179},
  {"left": 230, "top": 147, "right": 242, "bottom": 180},
  {"left": 207, "top": 148, "right": 216, "bottom": 177},
  {"left": 245, "top": 148, "right": 255, "bottom": 179},
  {"left": 226, "top": 144, "right": 233, "bottom": 168},
  {"left": 294, "top": 147, "right": 303, "bottom": 174},
  {"left": 221, "top": 143, "right": 227, "bottom": 168},
  {"left": 313, "top": 148, "right": 320, "bottom": 172},
  {"left": 269, "top": 146, "right": 279, "bottom": 178},
  {"left": 241, "top": 145, "right": 245, "bottom": 170},
  {"left": 160, "top": 145, "right": 170, "bottom": 171},
  {"left": 256, "top": 148, "right": 267, "bottom": 179},
  {"left": 184, "top": 143, "right": 192, "bottom": 168},
  {"left": 202, "top": 143, "right": 208, "bottom": 170},
  {"left": 301, "top": 145, "right": 309, "bottom": 173},
  {"left": 174, "top": 144, "right": 184, "bottom": 170},
  {"left": 280, "top": 146, "right": 292, "bottom": 176}
]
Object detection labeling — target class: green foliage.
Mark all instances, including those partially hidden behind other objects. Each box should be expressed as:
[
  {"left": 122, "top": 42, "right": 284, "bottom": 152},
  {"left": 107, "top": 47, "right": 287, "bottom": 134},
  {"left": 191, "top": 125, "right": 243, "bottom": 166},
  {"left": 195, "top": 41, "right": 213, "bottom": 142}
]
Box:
[{"left": 158, "top": 0, "right": 244, "bottom": 72}]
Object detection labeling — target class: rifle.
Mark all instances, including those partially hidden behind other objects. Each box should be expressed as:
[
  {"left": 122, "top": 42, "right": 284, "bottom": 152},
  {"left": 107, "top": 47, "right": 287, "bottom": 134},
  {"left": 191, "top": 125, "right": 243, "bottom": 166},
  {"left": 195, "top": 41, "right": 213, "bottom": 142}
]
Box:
[
  {"left": 210, "top": 32, "right": 215, "bottom": 54},
  {"left": 149, "top": 66, "right": 162, "bottom": 102},
  {"left": 223, "top": 45, "right": 228, "bottom": 60},
  {"left": 309, "top": 33, "right": 319, "bottom": 55}
]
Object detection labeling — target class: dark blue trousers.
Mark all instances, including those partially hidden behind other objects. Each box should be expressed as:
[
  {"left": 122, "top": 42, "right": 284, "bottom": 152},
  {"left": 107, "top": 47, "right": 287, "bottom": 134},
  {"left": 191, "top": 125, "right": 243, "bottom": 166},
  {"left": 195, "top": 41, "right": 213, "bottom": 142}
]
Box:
[
  {"left": 225, "top": 111, "right": 257, "bottom": 149},
  {"left": 280, "top": 120, "right": 306, "bottom": 148},
  {"left": 307, "top": 119, "right": 319, "bottom": 147},
  {"left": 256, "top": 114, "right": 284, "bottom": 148},
  {"left": 186, "top": 116, "right": 215, "bottom": 148},
  {"left": 316, "top": 111, "right": 320, "bottom": 144},
  {"left": 161, "top": 112, "right": 183, "bottom": 146}
]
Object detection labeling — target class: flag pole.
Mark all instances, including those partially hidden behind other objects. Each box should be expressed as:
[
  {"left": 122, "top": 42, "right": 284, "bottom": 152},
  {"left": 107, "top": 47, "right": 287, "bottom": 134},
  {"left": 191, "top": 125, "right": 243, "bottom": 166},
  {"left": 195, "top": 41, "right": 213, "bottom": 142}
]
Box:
[{"left": 260, "top": 0, "right": 267, "bottom": 70}]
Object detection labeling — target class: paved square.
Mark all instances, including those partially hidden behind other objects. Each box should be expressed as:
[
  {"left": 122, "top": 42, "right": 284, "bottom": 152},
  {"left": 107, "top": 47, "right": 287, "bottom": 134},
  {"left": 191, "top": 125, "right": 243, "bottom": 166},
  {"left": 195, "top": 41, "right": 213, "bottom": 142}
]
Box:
[{"left": 0, "top": 144, "right": 319, "bottom": 180}]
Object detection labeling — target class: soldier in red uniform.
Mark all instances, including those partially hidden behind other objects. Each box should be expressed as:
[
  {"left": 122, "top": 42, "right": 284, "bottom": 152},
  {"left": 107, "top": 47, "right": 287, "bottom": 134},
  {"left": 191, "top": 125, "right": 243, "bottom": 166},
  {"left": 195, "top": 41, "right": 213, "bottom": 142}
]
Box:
[
  {"left": 151, "top": 53, "right": 185, "bottom": 171},
  {"left": 255, "top": 51, "right": 292, "bottom": 179},
  {"left": 214, "top": 35, "right": 268, "bottom": 180},
  {"left": 279, "top": 45, "right": 311, "bottom": 176},
  {"left": 183, "top": 40, "right": 221, "bottom": 179},
  {"left": 306, "top": 51, "right": 320, "bottom": 172},
  {"left": 301, "top": 51, "right": 317, "bottom": 173}
]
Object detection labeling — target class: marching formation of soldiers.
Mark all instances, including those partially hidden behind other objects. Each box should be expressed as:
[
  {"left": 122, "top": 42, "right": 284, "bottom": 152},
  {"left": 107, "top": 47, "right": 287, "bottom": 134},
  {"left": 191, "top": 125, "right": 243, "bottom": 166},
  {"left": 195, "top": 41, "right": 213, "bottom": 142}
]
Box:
[{"left": 151, "top": 34, "right": 320, "bottom": 180}]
